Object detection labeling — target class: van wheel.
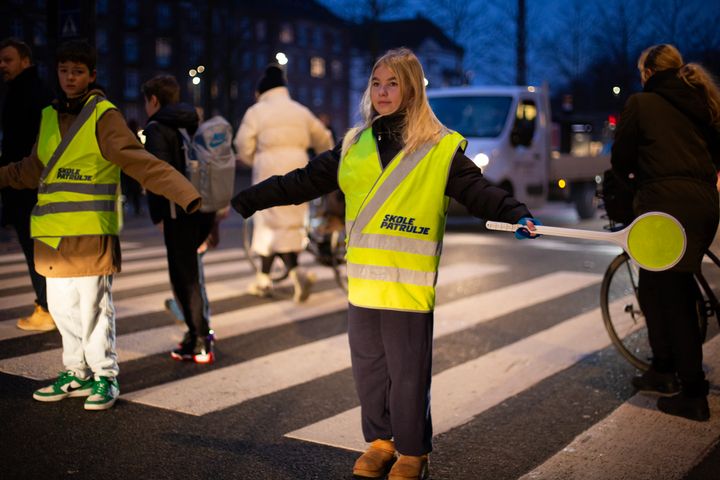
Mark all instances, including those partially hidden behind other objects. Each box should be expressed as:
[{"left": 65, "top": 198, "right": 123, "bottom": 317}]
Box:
[{"left": 571, "top": 182, "right": 597, "bottom": 219}]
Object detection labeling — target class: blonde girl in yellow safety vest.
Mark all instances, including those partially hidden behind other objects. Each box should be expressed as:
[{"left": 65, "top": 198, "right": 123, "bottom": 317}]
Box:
[{"left": 231, "top": 48, "right": 540, "bottom": 480}]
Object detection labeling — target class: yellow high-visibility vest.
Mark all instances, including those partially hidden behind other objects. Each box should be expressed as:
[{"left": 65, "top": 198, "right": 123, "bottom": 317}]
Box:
[
  {"left": 31, "top": 95, "right": 121, "bottom": 248},
  {"left": 338, "top": 127, "right": 466, "bottom": 312}
]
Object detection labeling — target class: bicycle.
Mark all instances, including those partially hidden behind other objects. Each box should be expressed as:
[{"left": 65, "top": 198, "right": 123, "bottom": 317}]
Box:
[
  {"left": 241, "top": 196, "right": 347, "bottom": 292},
  {"left": 599, "top": 217, "right": 720, "bottom": 371}
]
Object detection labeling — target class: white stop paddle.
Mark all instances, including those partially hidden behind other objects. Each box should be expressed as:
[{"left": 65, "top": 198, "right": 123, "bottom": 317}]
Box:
[{"left": 485, "top": 211, "right": 687, "bottom": 271}]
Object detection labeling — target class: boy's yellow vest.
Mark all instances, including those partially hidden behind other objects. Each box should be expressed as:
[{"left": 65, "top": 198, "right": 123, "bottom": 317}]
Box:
[
  {"left": 31, "top": 95, "right": 121, "bottom": 248},
  {"left": 338, "top": 128, "right": 466, "bottom": 312}
]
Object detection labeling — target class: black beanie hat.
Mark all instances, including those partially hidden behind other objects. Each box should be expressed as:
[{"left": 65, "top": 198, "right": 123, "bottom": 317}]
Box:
[{"left": 256, "top": 64, "right": 286, "bottom": 94}]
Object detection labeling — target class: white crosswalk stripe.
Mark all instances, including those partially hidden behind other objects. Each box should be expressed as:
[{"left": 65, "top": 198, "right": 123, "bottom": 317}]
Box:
[
  {"left": 287, "top": 295, "right": 619, "bottom": 450},
  {"left": 0, "top": 258, "right": 507, "bottom": 378},
  {"left": 1, "top": 230, "right": 718, "bottom": 479},
  {"left": 123, "top": 271, "right": 598, "bottom": 415},
  {"left": 520, "top": 336, "right": 720, "bottom": 480}
]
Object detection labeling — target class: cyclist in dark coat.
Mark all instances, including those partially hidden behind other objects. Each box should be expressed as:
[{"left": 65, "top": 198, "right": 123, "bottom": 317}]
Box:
[{"left": 611, "top": 44, "right": 720, "bottom": 421}]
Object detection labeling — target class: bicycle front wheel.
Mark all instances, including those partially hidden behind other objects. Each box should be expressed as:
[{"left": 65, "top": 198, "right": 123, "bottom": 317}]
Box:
[{"left": 601, "top": 253, "right": 651, "bottom": 371}]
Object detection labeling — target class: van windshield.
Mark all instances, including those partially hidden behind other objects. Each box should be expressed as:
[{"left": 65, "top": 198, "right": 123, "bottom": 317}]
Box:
[{"left": 428, "top": 95, "right": 513, "bottom": 138}]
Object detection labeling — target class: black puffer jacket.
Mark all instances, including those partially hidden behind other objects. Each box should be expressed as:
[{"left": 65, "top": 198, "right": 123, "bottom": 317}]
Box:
[
  {"left": 0, "top": 66, "right": 53, "bottom": 225},
  {"left": 232, "top": 113, "right": 531, "bottom": 224},
  {"left": 611, "top": 69, "right": 720, "bottom": 272},
  {"left": 144, "top": 103, "right": 198, "bottom": 224}
]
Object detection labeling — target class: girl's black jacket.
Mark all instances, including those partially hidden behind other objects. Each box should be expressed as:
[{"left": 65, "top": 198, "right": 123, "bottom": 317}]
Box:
[{"left": 232, "top": 114, "right": 532, "bottom": 225}]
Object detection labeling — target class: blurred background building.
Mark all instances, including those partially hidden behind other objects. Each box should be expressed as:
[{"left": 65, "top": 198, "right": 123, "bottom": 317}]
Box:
[{"left": 0, "top": 0, "right": 465, "bottom": 135}]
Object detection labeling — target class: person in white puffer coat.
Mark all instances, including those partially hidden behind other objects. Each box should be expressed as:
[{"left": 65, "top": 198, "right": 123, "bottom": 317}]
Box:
[{"left": 234, "top": 64, "right": 333, "bottom": 302}]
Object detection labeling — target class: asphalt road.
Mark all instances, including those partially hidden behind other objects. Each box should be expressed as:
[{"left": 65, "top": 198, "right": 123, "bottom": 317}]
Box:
[{"left": 1, "top": 199, "right": 719, "bottom": 479}]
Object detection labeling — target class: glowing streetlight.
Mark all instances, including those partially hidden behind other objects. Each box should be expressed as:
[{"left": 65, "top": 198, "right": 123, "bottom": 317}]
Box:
[
  {"left": 192, "top": 77, "right": 201, "bottom": 85},
  {"left": 276, "top": 52, "right": 288, "bottom": 65},
  {"left": 612, "top": 86, "right": 621, "bottom": 96},
  {"left": 189, "top": 69, "right": 197, "bottom": 77}
]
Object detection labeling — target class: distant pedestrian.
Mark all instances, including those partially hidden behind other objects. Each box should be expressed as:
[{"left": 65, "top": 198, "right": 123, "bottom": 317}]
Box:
[
  {"left": 612, "top": 44, "right": 720, "bottom": 421},
  {"left": 231, "top": 47, "right": 540, "bottom": 480},
  {"left": 234, "top": 63, "right": 333, "bottom": 302},
  {"left": 0, "top": 40, "right": 202, "bottom": 411},
  {"left": 142, "top": 74, "right": 217, "bottom": 364},
  {"left": 0, "top": 38, "right": 54, "bottom": 331}
]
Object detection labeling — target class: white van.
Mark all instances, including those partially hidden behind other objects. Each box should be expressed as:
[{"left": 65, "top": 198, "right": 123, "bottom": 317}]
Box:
[{"left": 427, "top": 85, "right": 609, "bottom": 218}]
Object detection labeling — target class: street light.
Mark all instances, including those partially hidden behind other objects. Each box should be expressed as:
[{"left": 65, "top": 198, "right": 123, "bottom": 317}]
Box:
[
  {"left": 189, "top": 64, "right": 205, "bottom": 105},
  {"left": 275, "top": 52, "right": 288, "bottom": 65},
  {"left": 612, "top": 86, "right": 621, "bottom": 96}
]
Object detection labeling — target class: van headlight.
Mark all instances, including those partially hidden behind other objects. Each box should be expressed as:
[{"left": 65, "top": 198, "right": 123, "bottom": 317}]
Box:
[{"left": 472, "top": 153, "right": 490, "bottom": 168}]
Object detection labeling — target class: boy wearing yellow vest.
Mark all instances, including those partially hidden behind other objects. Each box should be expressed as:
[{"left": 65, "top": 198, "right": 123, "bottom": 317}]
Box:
[
  {"left": 232, "top": 48, "right": 540, "bottom": 479},
  {"left": 0, "top": 40, "right": 201, "bottom": 411}
]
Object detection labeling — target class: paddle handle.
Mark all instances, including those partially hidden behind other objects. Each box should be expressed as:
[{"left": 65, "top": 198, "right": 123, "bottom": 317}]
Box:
[{"left": 485, "top": 221, "right": 625, "bottom": 246}]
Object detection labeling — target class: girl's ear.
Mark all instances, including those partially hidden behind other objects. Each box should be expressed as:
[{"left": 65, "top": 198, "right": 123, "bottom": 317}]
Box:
[{"left": 641, "top": 67, "right": 653, "bottom": 84}]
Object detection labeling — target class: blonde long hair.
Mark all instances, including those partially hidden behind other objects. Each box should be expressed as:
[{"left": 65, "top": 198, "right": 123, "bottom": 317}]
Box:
[
  {"left": 341, "top": 48, "right": 446, "bottom": 158},
  {"left": 638, "top": 44, "right": 720, "bottom": 125}
]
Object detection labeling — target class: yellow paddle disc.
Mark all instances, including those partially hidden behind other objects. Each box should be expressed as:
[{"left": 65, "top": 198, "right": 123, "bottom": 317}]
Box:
[{"left": 626, "top": 212, "right": 686, "bottom": 271}]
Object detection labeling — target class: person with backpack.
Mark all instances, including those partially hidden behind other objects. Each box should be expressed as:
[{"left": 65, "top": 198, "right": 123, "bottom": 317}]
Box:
[
  {"left": 234, "top": 63, "right": 333, "bottom": 302},
  {"left": 163, "top": 106, "right": 235, "bottom": 325},
  {"left": 142, "top": 75, "right": 217, "bottom": 364}
]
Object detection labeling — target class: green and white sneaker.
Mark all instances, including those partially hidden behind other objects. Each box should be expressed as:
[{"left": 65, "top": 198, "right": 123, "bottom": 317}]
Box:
[
  {"left": 84, "top": 376, "right": 120, "bottom": 411},
  {"left": 33, "top": 371, "right": 94, "bottom": 402}
]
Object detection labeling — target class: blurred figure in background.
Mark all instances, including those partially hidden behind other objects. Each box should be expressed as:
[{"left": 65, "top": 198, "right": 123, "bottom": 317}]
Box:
[
  {"left": 234, "top": 63, "right": 332, "bottom": 302},
  {"left": 0, "top": 38, "right": 54, "bottom": 331}
]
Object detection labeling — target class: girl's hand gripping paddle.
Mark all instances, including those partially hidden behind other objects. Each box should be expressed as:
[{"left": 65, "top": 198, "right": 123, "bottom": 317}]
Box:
[{"left": 485, "top": 211, "right": 686, "bottom": 271}]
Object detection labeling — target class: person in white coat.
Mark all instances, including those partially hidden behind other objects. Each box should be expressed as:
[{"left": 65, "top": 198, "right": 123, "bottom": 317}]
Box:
[{"left": 234, "top": 64, "right": 333, "bottom": 302}]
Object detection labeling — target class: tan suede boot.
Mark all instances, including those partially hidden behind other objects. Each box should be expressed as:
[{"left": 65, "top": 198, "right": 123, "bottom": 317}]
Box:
[
  {"left": 17, "top": 303, "right": 56, "bottom": 331},
  {"left": 388, "top": 454, "right": 429, "bottom": 480},
  {"left": 247, "top": 272, "right": 273, "bottom": 297},
  {"left": 352, "top": 439, "right": 396, "bottom": 478},
  {"left": 289, "top": 267, "right": 316, "bottom": 303}
]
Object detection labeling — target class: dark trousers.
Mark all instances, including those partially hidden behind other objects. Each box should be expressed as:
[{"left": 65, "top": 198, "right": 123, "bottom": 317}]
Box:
[
  {"left": 260, "top": 252, "right": 298, "bottom": 274},
  {"left": 163, "top": 212, "right": 215, "bottom": 338},
  {"left": 13, "top": 215, "right": 47, "bottom": 310},
  {"left": 638, "top": 269, "right": 706, "bottom": 393},
  {"left": 348, "top": 304, "right": 434, "bottom": 456}
]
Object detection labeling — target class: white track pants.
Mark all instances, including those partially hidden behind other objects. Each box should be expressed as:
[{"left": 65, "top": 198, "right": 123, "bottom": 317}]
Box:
[{"left": 46, "top": 275, "right": 118, "bottom": 379}]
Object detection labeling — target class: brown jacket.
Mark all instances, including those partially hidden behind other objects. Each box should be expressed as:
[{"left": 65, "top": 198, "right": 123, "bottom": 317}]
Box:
[{"left": 0, "top": 89, "right": 201, "bottom": 277}]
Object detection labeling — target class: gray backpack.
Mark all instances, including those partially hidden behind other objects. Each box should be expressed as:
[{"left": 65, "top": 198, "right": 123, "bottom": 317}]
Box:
[{"left": 179, "top": 116, "right": 236, "bottom": 213}]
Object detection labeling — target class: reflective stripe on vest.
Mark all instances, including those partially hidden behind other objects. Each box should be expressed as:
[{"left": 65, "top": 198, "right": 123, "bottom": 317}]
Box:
[
  {"left": 338, "top": 128, "right": 467, "bottom": 312},
  {"left": 31, "top": 96, "right": 121, "bottom": 248}
]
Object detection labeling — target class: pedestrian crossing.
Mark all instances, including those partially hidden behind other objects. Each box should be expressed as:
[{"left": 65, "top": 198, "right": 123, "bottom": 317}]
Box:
[{"left": 1, "top": 227, "right": 718, "bottom": 479}]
